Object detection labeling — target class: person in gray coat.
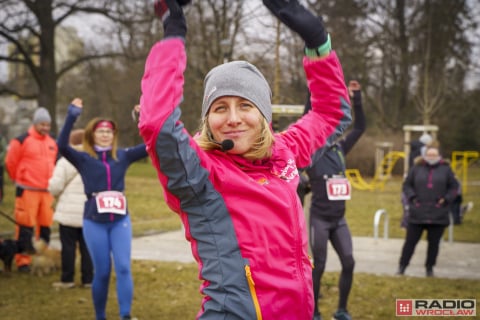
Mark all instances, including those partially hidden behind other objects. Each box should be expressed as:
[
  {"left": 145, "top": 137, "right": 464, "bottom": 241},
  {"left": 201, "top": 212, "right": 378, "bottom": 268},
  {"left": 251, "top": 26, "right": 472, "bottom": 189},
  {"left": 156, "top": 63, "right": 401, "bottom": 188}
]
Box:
[{"left": 397, "top": 144, "right": 458, "bottom": 277}]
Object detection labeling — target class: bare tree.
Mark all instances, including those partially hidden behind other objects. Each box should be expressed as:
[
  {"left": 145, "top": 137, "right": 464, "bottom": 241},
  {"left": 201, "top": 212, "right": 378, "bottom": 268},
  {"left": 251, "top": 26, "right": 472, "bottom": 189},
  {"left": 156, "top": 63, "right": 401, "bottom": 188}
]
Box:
[
  {"left": 180, "top": 0, "right": 249, "bottom": 131},
  {"left": 0, "top": 0, "right": 152, "bottom": 133}
]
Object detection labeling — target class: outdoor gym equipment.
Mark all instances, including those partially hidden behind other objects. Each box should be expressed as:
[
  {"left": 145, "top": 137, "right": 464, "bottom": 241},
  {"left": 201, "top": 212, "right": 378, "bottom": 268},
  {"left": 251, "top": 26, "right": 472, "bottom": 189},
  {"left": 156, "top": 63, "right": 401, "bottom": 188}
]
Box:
[
  {"left": 451, "top": 151, "right": 479, "bottom": 194},
  {"left": 346, "top": 151, "right": 405, "bottom": 191}
]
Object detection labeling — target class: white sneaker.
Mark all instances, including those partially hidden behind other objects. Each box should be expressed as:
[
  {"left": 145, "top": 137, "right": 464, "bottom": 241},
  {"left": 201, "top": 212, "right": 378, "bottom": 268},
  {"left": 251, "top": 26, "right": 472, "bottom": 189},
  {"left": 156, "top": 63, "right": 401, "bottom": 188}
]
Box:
[
  {"left": 466, "top": 201, "right": 474, "bottom": 213},
  {"left": 52, "top": 282, "right": 75, "bottom": 289},
  {"left": 461, "top": 202, "right": 474, "bottom": 217}
]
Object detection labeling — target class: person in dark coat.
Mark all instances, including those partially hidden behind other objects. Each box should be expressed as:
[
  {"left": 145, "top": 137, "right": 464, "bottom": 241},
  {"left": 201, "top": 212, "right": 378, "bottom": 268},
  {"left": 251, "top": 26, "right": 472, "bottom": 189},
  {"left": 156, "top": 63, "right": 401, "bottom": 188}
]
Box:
[{"left": 397, "top": 145, "right": 459, "bottom": 277}]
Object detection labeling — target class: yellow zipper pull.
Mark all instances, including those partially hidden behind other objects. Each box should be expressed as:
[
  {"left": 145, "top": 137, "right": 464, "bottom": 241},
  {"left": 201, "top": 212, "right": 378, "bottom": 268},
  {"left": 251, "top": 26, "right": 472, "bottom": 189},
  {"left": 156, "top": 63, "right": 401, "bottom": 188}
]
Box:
[{"left": 245, "top": 265, "right": 262, "bottom": 320}]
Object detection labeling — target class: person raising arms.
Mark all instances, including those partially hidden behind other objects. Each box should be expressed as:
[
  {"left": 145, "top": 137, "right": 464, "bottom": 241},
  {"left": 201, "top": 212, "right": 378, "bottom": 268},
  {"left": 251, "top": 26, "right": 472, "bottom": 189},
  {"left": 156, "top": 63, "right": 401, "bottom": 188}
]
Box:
[
  {"left": 57, "top": 98, "right": 148, "bottom": 320},
  {"left": 139, "top": 0, "right": 351, "bottom": 319}
]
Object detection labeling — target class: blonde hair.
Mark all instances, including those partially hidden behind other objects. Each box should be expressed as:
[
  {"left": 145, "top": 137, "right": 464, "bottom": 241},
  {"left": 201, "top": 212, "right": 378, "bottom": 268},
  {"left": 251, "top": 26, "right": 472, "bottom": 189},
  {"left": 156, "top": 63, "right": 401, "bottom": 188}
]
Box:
[
  {"left": 83, "top": 117, "right": 119, "bottom": 161},
  {"left": 195, "top": 117, "right": 274, "bottom": 160}
]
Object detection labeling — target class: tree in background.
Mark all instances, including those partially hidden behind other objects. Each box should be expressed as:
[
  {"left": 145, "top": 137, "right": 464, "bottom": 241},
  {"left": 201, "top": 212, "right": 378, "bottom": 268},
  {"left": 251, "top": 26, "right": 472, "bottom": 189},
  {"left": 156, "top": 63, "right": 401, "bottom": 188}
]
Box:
[
  {"left": 1, "top": 0, "right": 478, "bottom": 152},
  {"left": 0, "top": 0, "right": 153, "bottom": 133}
]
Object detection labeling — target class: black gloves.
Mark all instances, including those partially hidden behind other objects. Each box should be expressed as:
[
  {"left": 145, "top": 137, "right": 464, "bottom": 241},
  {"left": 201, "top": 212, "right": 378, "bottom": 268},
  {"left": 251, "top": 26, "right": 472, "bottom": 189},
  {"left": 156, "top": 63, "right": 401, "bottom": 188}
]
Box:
[
  {"left": 153, "top": 0, "right": 191, "bottom": 39},
  {"left": 263, "top": 0, "right": 329, "bottom": 55}
]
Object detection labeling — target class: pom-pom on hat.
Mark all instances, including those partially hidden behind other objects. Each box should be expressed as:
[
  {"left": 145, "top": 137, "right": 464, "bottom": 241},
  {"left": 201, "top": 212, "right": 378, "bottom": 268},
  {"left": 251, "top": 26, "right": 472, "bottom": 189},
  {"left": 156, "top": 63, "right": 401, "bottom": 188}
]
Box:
[
  {"left": 419, "top": 133, "right": 433, "bottom": 146},
  {"left": 32, "top": 107, "right": 52, "bottom": 124},
  {"left": 202, "top": 61, "right": 272, "bottom": 123}
]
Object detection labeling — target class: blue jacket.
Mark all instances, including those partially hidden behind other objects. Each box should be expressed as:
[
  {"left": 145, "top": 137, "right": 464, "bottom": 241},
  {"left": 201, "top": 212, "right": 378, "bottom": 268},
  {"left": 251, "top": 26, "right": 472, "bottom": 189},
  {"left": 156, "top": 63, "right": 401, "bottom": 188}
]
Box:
[{"left": 58, "top": 105, "right": 148, "bottom": 222}]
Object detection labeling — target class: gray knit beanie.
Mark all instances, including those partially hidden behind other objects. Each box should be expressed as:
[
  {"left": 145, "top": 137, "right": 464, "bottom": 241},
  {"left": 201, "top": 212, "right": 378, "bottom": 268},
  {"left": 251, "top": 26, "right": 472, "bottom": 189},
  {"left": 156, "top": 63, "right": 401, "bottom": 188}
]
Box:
[
  {"left": 33, "top": 107, "right": 52, "bottom": 124},
  {"left": 202, "top": 61, "right": 272, "bottom": 123}
]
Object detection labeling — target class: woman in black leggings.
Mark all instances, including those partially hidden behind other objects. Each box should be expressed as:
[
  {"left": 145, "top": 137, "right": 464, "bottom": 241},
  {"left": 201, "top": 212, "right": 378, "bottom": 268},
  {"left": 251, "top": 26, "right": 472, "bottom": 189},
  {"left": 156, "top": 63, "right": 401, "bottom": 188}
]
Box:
[{"left": 306, "top": 80, "right": 365, "bottom": 320}]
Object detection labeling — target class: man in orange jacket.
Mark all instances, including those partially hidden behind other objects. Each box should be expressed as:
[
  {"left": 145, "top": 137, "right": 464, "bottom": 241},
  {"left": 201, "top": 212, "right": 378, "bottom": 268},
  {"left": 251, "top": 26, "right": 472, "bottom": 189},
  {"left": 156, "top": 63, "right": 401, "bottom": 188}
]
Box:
[{"left": 6, "top": 107, "right": 58, "bottom": 272}]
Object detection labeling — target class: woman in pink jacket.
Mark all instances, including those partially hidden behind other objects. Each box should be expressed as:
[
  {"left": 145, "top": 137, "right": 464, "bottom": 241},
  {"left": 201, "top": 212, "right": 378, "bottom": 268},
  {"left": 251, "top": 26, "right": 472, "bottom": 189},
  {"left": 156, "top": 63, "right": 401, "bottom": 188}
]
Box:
[{"left": 140, "top": 1, "right": 351, "bottom": 319}]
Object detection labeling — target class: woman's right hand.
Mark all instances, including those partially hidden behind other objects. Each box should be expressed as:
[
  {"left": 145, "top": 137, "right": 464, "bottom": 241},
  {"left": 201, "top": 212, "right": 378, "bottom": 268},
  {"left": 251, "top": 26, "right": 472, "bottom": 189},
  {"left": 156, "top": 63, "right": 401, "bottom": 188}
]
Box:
[{"left": 71, "top": 98, "right": 83, "bottom": 108}]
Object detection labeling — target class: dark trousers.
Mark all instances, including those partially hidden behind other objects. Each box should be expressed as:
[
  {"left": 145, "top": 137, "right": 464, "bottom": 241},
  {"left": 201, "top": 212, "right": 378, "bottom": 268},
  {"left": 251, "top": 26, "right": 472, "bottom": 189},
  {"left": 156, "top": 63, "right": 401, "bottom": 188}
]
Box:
[
  {"left": 310, "top": 215, "right": 355, "bottom": 312},
  {"left": 399, "top": 223, "right": 446, "bottom": 268},
  {"left": 59, "top": 224, "right": 93, "bottom": 284}
]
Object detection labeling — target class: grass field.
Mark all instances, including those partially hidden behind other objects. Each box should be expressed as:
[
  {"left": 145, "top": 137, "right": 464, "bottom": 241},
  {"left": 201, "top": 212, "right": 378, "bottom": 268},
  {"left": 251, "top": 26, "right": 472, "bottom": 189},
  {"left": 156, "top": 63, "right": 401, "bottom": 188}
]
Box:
[{"left": 0, "top": 161, "right": 479, "bottom": 319}]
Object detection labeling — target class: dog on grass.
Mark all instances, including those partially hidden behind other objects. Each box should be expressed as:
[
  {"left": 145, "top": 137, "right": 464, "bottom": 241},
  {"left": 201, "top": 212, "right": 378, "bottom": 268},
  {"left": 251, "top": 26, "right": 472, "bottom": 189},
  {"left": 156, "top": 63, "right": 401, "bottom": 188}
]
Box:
[
  {"left": 30, "top": 239, "right": 61, "bottom": 277},
  {"left": 0, "top": 238, "right": 19, "bottom": 273}
]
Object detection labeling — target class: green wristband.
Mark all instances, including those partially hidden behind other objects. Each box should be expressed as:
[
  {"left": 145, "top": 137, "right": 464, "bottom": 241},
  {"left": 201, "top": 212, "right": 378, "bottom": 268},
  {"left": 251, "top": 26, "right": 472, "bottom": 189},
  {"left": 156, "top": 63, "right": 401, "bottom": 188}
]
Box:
[{"left": 304, "top": 34, "right": 331, "bottom": 57}]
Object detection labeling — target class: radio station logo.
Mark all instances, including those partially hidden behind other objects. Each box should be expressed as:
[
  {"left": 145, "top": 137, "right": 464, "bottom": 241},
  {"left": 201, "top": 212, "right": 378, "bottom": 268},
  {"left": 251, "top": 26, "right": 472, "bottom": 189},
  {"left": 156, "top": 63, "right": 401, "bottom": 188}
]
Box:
[{"left": 396, "top": 299, "right": 476, "bottom": 317}]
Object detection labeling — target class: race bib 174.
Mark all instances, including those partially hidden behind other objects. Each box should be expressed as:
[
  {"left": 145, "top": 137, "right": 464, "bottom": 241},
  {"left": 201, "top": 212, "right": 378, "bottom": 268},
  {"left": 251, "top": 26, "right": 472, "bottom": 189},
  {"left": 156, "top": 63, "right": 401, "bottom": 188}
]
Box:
[{"left": 95, "top": 191, "right": 127, "bottom": 214}]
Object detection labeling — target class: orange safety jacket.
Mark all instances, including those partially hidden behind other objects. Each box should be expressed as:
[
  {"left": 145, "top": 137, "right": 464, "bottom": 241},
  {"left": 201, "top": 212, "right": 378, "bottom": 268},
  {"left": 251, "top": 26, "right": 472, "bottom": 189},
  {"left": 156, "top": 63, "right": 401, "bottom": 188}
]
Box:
[{"left": 6, "top": 126, "right": 58, "bottom": 190}]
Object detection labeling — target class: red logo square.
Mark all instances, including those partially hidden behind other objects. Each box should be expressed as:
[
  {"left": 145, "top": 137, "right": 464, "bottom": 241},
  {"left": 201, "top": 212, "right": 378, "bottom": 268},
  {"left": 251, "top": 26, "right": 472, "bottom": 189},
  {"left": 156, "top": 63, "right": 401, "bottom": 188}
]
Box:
[{"left": 396, "top": 299, "right": 413, "bottom": 316}]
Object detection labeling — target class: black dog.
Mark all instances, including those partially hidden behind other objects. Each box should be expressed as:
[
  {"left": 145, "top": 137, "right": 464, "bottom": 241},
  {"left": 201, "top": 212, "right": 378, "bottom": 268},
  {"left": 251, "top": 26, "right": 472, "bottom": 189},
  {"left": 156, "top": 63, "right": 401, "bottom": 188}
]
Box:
[{"left": 0, "top": 239, "right": 19, "bottom": 273}]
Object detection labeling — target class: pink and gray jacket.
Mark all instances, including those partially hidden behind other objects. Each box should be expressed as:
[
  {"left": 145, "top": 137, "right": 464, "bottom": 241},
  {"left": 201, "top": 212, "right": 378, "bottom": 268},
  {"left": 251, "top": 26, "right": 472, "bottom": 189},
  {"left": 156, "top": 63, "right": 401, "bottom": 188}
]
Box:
[{"left": 139, "top": 38, "right": 351, "bottom": 320}]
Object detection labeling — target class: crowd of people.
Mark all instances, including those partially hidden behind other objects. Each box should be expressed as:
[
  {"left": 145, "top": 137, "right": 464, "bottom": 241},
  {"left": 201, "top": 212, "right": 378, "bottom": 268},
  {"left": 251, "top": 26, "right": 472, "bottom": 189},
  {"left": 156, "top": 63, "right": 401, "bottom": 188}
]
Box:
[{"left": 0, "top": 1, "right": 476, "bottom": 320}]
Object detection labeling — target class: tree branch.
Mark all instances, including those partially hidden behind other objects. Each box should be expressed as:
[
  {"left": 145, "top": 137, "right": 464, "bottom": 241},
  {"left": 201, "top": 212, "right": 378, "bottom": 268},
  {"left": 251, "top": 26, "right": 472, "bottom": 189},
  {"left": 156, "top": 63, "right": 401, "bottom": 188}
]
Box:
[{"left": 56, "top": 52, "right": 125, "bottom": 79}]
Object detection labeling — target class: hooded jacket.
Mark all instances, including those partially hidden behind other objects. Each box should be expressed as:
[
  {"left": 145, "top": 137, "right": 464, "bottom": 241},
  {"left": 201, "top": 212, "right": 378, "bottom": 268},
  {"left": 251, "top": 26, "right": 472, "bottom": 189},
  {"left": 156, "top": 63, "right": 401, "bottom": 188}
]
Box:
[
  {"left": 403, "top": 157, "right": 458, "bottom": 225},
  {"left": 6, "top": 126, "right": 58, "bottom": 190},
  {"left": 139, "top": 38, "right": 351, "bottom": 320}
]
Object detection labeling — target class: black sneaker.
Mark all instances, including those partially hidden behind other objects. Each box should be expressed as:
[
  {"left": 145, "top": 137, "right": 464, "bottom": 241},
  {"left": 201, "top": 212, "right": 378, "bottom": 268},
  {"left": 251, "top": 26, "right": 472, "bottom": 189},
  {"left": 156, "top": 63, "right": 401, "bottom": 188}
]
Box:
[
  {"left": 396, "top": 265, "right": 406, "bottom": 275},
  {"left": 17, "top": 265, "right": 31, "bottom": 273},
  {"left": 313, "top": 312, "right": 322, "bottom": 320},
  {"left": 333, "top": 309, "right": 352, "bottom": 320},
  {"left": 426, "top": 266, "right": 434, "bottom": 277}
]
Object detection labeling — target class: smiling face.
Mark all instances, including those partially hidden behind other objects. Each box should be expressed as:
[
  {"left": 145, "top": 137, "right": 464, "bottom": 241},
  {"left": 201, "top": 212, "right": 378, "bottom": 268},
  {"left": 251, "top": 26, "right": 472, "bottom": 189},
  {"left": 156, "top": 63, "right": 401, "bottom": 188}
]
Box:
[
  {"left": 207, "top": 96, "right": 263, "bottom": 155},
  {"left": 424, "top": 146, "right": 441, "bottom": 164},
  {"left": 93, "top": 127, "right": 114, "bottom": 148},
  {"left": 33, "top": 122, "right": 51, "bottom": 136}
]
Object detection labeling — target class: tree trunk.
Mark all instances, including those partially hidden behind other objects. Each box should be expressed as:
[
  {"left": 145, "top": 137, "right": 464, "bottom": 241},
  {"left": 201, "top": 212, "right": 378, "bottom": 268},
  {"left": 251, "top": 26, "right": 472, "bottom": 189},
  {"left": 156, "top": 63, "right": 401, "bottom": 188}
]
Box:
[{"left": 36, "top": 1, "right": 58, "bottom": 134}]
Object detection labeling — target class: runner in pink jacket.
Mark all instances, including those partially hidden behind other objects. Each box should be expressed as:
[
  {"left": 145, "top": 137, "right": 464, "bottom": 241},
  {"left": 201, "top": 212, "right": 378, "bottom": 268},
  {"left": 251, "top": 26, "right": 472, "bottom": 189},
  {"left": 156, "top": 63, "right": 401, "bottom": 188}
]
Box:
[{"left": 139, "top": 1, "right": 351, "bottom": 319}]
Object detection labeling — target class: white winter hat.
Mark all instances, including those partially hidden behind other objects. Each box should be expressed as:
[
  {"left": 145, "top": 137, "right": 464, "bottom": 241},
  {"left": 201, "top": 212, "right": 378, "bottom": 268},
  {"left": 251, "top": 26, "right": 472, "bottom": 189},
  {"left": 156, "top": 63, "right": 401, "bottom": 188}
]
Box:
[{"left": 419, "top": 133, "right": 432, "bottom": 145}]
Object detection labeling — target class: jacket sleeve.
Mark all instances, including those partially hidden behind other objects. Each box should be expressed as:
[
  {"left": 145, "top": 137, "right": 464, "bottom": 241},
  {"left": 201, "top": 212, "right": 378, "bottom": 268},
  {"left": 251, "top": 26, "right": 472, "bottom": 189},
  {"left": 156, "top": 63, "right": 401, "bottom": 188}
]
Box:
[
  {"left": 444, "top": 167, "right": 459, "bottom": 204},
  {"left": 402, "top": 167, "right": 416, "bottom": 201},
  {"left": 277, "top": 52, "right": 352, "bottom": 169},
  {"left": 125, "top": 144, "right": 148, "bottom": 164},
  {"left": 57, "top": 105, "right": 83, "bottom": 169},
  {"left": 48, "top": 158, "right": 74, "bottom": 197},
  {"left": 138, "top": 38, "right": 199, "bottom": 213},
  {"left": 340, "top": 90, "right": 366, "bottom": 155},
  {"left": 5, "top": 139, "right": 21, "bottom": 181},
  {"left": 139, "top": 39, "right": 186, "bottom": 153}
]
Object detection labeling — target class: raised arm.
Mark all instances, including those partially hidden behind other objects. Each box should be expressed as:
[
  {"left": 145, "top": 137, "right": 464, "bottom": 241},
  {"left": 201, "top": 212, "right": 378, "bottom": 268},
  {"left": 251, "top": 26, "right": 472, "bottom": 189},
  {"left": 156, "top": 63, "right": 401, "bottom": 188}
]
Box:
[
  {"left": 264, "top": 0, "right": 351, "bottom": 168},
  {"left": 57, "top": 98, "right": 83, "bottom": 166},
  {"left": 340, "top": 80, "right": 366, "bottom": 155}
]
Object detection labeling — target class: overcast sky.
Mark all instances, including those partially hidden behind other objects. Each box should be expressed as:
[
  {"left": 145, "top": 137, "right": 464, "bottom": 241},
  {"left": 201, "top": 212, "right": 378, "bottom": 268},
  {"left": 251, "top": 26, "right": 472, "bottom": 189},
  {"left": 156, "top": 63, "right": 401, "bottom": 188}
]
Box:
[{"left": 1, "top": 1, "right": 479, "bottom": 88}]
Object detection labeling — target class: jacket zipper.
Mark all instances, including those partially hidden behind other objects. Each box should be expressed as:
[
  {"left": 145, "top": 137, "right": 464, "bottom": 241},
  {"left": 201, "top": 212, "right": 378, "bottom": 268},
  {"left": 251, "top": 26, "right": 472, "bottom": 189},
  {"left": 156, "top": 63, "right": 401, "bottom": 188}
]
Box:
[
  {"left": 245, "top": 265, "right": 262, "bottom": 320},
  {"left": 101, "top": 151, "right": 114, "bottom": 221}
]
